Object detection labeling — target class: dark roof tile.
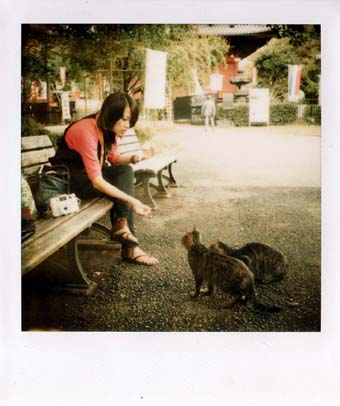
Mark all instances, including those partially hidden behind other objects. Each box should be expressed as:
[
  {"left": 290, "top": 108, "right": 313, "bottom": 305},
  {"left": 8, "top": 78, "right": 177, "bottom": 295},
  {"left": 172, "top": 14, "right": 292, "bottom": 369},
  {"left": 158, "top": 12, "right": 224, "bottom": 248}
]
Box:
[{"left": 196, "top": 24, "right": 272, "bottom": 36}]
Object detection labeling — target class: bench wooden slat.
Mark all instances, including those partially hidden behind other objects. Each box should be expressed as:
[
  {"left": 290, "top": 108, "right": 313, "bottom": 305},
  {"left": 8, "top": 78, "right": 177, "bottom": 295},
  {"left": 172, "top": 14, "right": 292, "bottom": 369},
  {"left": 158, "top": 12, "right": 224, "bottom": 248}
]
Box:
[
  {"left": 23, "top": 164, "right": 46, "bottom": 175},
  {"left": 22, "top": 148, "right": 56, "bottom": 169},
  {"left": 117, "top": 134, "right": 141, "bottom": 155},
  {"left": 118, "top": 144, "right": 141, "bottom": 154},
  {"left": 22, "top": 197, "right": 113, "bottom": 274},
  {"left": 117, "top": 134, "right": 139, "bottom": 146},
  {"left": 132, "top": 154, "right": 177, "bottom": 173},
  {"left": 22, "top": 198, "right": 104, "bottom": 243},
  {"left": 21, "top": 135, "right": 53, "bottom": 151}
]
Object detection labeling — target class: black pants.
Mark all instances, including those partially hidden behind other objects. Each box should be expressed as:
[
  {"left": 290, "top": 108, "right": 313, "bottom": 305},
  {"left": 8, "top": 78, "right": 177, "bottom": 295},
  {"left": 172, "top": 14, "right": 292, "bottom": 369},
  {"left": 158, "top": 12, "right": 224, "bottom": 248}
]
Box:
[{"left": 69, "top": 163, "right": 135, "bottom": 235}]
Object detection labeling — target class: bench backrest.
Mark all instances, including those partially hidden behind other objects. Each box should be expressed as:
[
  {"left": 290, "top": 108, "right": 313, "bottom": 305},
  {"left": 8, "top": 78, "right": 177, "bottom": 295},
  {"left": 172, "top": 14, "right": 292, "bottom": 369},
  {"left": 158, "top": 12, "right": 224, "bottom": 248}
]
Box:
[
  {"left": 21, "top": 135, "right": 55, "bottom": 175},
  {"left": 116, "top": 129, "right": 143, "bottom": 157},
  {"left": 21, "top": 129, "right": 142, "bottom": 175}
]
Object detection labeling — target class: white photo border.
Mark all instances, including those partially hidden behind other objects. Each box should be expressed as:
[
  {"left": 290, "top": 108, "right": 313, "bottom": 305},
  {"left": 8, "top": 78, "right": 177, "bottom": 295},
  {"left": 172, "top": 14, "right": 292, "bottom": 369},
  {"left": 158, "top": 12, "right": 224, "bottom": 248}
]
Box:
[{"left": 2, "top": 1, "right": 340, "bottom": 405}]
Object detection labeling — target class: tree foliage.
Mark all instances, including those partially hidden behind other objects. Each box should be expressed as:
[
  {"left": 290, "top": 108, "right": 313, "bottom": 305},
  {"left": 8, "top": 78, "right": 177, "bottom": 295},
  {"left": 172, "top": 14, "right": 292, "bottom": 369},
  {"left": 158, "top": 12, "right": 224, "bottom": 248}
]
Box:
[
  {"left": 254, "top": 38, "right": 298, "bottom": 100},
  {"left": 255, "top": 25, "right": 320, "bottom": 100},
  {"left": 267, "top": 24, "right": 320, "bottom": 47},
  {"left": 22, "top": 24, "right": 229, "bottom": 101}
]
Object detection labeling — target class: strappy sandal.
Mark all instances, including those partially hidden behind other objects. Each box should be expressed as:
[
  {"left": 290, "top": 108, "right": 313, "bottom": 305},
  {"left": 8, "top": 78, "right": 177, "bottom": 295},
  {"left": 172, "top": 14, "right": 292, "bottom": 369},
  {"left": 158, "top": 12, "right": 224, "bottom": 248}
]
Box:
[
  {"left": 121, "top": 247, "right": 159, "bottom": 266},
  {"left": 111, "top": 227, "right": 139, "bottom": 247}
]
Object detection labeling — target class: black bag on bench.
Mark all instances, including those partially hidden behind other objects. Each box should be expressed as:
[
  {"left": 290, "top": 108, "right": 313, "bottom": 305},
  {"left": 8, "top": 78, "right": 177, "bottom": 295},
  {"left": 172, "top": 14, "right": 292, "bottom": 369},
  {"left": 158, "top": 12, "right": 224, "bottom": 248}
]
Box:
[{"left": 31, "top": 165, "right": 71, "bottom": 215}]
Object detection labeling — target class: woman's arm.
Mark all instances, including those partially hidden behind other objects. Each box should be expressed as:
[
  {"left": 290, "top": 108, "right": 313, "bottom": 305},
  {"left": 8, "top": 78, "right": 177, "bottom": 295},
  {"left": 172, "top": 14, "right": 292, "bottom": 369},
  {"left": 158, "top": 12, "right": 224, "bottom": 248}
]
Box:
[
  {"left": 115, "top": 154, "right": 137, "bottom": 164},
  {"left": 91, "top": 175, "right": 151, "bottom": 216}
]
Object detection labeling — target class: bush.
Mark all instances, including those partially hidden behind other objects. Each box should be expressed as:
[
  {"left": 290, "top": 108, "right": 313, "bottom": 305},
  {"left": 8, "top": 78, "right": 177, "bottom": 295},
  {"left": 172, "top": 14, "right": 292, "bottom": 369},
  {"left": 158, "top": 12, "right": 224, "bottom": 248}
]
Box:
[
  {"left": 134, "top": 124, "right": 155, "bottom": 144},
  {"left": 48, "top": 133, "right": 63, "bottom": 150},
  {"left": 21, "top": 116, "right": 50, "bottom": 137},
  {"left": 233, "top": 105, "right": 249, "bottom": 126},
  {"left": 21, "top": 116, "right": 63, "bottom": 149},
  {"left": 270, "top": 103, "right": 298, "bottom": 125},
  {"left": 217, "top": 101, "right": 320, "bottom": 126},
  {"left": 217, "top": 104, "right": 249, "bottom": 126}
]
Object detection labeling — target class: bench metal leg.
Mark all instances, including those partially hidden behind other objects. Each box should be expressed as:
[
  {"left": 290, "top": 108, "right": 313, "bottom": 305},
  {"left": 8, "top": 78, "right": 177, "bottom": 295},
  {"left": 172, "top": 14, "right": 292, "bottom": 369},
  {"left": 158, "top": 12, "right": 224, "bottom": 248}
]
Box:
[
  {"left": 134, "top": 164, "right": 179, "bottom": 209},
  {"left": 167, "top": 162, "right": 179, "bottom": 187},
  {"left": 154, "top": 164, "right": 179, "bottom": 198},
  {"left": 28, "top": 223, "right": 120, "bottom": 296},
  {"left": 63, "top": 238, "right": 98, "bottom": 295},
  {"left": 142, "top": 177, "right": 158, "bottom": 209},
  {"left": 135, "top": 173, "right": 159, "bottom": 209},
  {"left": 155, "top": 168, "right": 170, "bottom": 197},
  {"left": 31, "top": 241, "right": 97, "bottom": 296}
]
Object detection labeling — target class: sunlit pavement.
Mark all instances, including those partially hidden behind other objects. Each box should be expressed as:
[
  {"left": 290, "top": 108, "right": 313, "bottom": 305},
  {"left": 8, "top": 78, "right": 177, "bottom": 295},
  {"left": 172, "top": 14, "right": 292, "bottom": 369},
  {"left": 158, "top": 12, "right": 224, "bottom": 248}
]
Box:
[{"left": 152, "top": 123, "right": 321, "bottom": 188}]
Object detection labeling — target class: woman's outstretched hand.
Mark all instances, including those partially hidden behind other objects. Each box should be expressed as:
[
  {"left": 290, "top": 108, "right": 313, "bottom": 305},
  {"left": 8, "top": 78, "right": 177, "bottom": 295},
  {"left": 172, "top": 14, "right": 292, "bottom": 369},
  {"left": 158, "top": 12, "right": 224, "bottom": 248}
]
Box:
[
  {"left": 142, "top": 142, "right": 156, "bottom": 159},
  {"left": 130, "top": 197, "right": 152, "bottom": 216}
]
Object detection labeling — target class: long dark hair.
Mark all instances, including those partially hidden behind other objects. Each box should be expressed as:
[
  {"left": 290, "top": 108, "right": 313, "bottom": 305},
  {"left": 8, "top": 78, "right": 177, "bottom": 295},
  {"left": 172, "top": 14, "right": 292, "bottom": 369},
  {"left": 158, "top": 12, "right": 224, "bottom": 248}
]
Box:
[{"left": 96, "top": 92, "right": 139, "bottom": 148}]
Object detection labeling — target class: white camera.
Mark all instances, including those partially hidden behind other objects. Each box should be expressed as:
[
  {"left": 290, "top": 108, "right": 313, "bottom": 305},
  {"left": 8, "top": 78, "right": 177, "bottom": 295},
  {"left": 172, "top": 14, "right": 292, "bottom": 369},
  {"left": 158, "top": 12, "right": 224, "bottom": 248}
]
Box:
[{"left": 49, "top": 193, "right": 80, "bottom": 217}]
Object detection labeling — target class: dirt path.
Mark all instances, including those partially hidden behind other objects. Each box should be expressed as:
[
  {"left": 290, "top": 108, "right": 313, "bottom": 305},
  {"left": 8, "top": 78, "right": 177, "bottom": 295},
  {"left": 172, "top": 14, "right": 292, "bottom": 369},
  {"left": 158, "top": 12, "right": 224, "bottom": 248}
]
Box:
[{"left": 153, "top": 123, "right": 321, "bottom": 187}]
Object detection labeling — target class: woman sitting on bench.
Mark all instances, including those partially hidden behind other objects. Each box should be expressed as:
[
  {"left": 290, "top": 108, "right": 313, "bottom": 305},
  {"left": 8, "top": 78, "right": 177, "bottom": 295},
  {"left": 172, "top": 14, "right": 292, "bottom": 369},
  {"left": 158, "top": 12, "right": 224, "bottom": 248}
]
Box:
[{"left": 51, "top": 92, "right": 159, "bottom": 266}]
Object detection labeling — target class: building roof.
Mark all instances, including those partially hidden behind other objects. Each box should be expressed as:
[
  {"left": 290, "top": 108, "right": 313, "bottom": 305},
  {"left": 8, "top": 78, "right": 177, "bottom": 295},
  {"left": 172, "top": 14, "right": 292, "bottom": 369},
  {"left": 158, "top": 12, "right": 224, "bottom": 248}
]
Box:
[{"left": 196, "top": 24, "right": 272, "bottom": 36}]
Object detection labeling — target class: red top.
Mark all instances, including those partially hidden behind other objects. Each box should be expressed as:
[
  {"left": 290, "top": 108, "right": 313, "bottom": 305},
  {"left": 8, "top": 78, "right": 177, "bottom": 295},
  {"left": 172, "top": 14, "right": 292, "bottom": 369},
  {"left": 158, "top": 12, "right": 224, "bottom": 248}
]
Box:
[{"left": 65, "top": 118, "right": 120, "bottom": 180}]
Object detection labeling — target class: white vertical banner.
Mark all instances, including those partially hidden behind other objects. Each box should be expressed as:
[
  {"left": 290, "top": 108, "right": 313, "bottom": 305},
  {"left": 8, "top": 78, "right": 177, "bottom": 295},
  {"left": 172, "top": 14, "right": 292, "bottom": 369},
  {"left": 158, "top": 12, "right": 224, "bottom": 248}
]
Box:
[
  {"left": 288, "top": 64, "right": 303, "bottom": 101},
  {"left": 60, "top": 66, "right": 66, "bottom": 87},
  {"left": 61, "top": 91, "right": 71, "bottom": 121},
  {"left": 40, "top": 81, "right": 47, "bottom": 99},
  {"left": 191, "top": 68, "right": 204, "bottom": 95},
  {"left": 144, "top": 48, "right": 167, "bottom": 109}
]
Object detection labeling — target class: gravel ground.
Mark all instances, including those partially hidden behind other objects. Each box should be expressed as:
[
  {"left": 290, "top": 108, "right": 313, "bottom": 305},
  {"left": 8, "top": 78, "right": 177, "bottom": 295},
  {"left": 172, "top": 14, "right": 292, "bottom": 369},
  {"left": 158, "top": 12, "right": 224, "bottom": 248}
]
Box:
[{"left": 22, "top": 124, "right": 321, "bottom": 332}]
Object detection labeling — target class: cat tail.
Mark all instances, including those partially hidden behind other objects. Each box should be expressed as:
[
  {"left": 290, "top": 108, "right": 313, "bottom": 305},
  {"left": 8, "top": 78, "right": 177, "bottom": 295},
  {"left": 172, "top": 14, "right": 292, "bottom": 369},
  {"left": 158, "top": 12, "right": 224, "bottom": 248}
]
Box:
[{"left": 248, "top": 288, "right": 281, "bottom": 314}]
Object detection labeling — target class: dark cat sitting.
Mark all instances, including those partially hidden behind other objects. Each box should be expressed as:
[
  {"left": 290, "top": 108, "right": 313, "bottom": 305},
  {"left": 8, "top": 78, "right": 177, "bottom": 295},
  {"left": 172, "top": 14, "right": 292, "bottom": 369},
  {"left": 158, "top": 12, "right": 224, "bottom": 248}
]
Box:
[
  {"left": 181, "top": 227, "right": 281, "bottom": 313},
  {"left": 209, "top": 240, "right": 287, "bottom": 284}
]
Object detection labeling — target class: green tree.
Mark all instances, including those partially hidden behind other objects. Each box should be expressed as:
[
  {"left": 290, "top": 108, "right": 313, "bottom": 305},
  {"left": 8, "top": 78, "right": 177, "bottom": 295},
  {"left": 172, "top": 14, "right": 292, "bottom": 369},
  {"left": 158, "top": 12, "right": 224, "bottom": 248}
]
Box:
[
  {"left": 267, "top": 24, "right": 320, "bottom": 47},
  {"left": 22, "top": 24, "right": 76, "bottom": 103},
  {"left": 22, "top": 24, "right": 229, "bottom": 101},
  {"left": 255, "top": 38, "right": 298, "bottom": 100},
  {"left": 66, "top": 24, "right": 228, "bottom": 96},
  {"left": 255, "top": 25, "right": 320, "bottom": 100}
]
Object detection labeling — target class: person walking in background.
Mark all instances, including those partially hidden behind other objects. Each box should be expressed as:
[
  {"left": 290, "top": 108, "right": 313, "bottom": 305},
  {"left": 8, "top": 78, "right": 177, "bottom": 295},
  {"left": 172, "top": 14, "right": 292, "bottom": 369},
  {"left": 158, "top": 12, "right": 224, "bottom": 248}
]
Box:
[{"left": 201, "top": 95, "right": 216, "bottom": 131}]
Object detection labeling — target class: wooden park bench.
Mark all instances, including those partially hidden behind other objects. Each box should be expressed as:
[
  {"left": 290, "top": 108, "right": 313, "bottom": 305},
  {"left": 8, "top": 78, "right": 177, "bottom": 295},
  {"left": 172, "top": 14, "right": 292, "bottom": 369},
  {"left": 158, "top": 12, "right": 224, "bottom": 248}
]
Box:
[
  {"left": 22, "top": 135, "right": 114, "bottom": 295},
  {"left": 117, "top": 128, "right": 178, "bottom": 208},
  {"left": 21, "top": 132, "right": 178, "bottom": 295}
]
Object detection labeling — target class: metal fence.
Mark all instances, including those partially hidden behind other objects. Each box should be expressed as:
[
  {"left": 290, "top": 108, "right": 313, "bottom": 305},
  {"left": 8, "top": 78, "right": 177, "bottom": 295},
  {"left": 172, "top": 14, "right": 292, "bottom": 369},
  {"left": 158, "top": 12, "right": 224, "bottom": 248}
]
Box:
[
  {"left": 288, "top": 99, "right": 320, "bottom": 124},
  {"left": 267, "top": 99, "right": 320, "bottom": 125}
]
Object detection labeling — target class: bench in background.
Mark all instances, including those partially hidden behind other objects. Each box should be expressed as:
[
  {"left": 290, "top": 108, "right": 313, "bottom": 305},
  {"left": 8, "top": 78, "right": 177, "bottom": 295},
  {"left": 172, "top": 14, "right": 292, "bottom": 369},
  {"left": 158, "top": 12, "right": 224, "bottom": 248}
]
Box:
[{"left": 117, "top": 129, "right": 179, "bottom": 208}]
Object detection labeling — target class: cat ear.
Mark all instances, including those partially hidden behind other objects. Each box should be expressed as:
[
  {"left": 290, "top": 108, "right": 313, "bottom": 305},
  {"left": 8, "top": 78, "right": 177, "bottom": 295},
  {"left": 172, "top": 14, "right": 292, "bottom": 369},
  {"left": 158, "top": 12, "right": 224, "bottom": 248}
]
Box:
[{"left": 193, "top": 225, "right": 197, "bottom": 232}]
